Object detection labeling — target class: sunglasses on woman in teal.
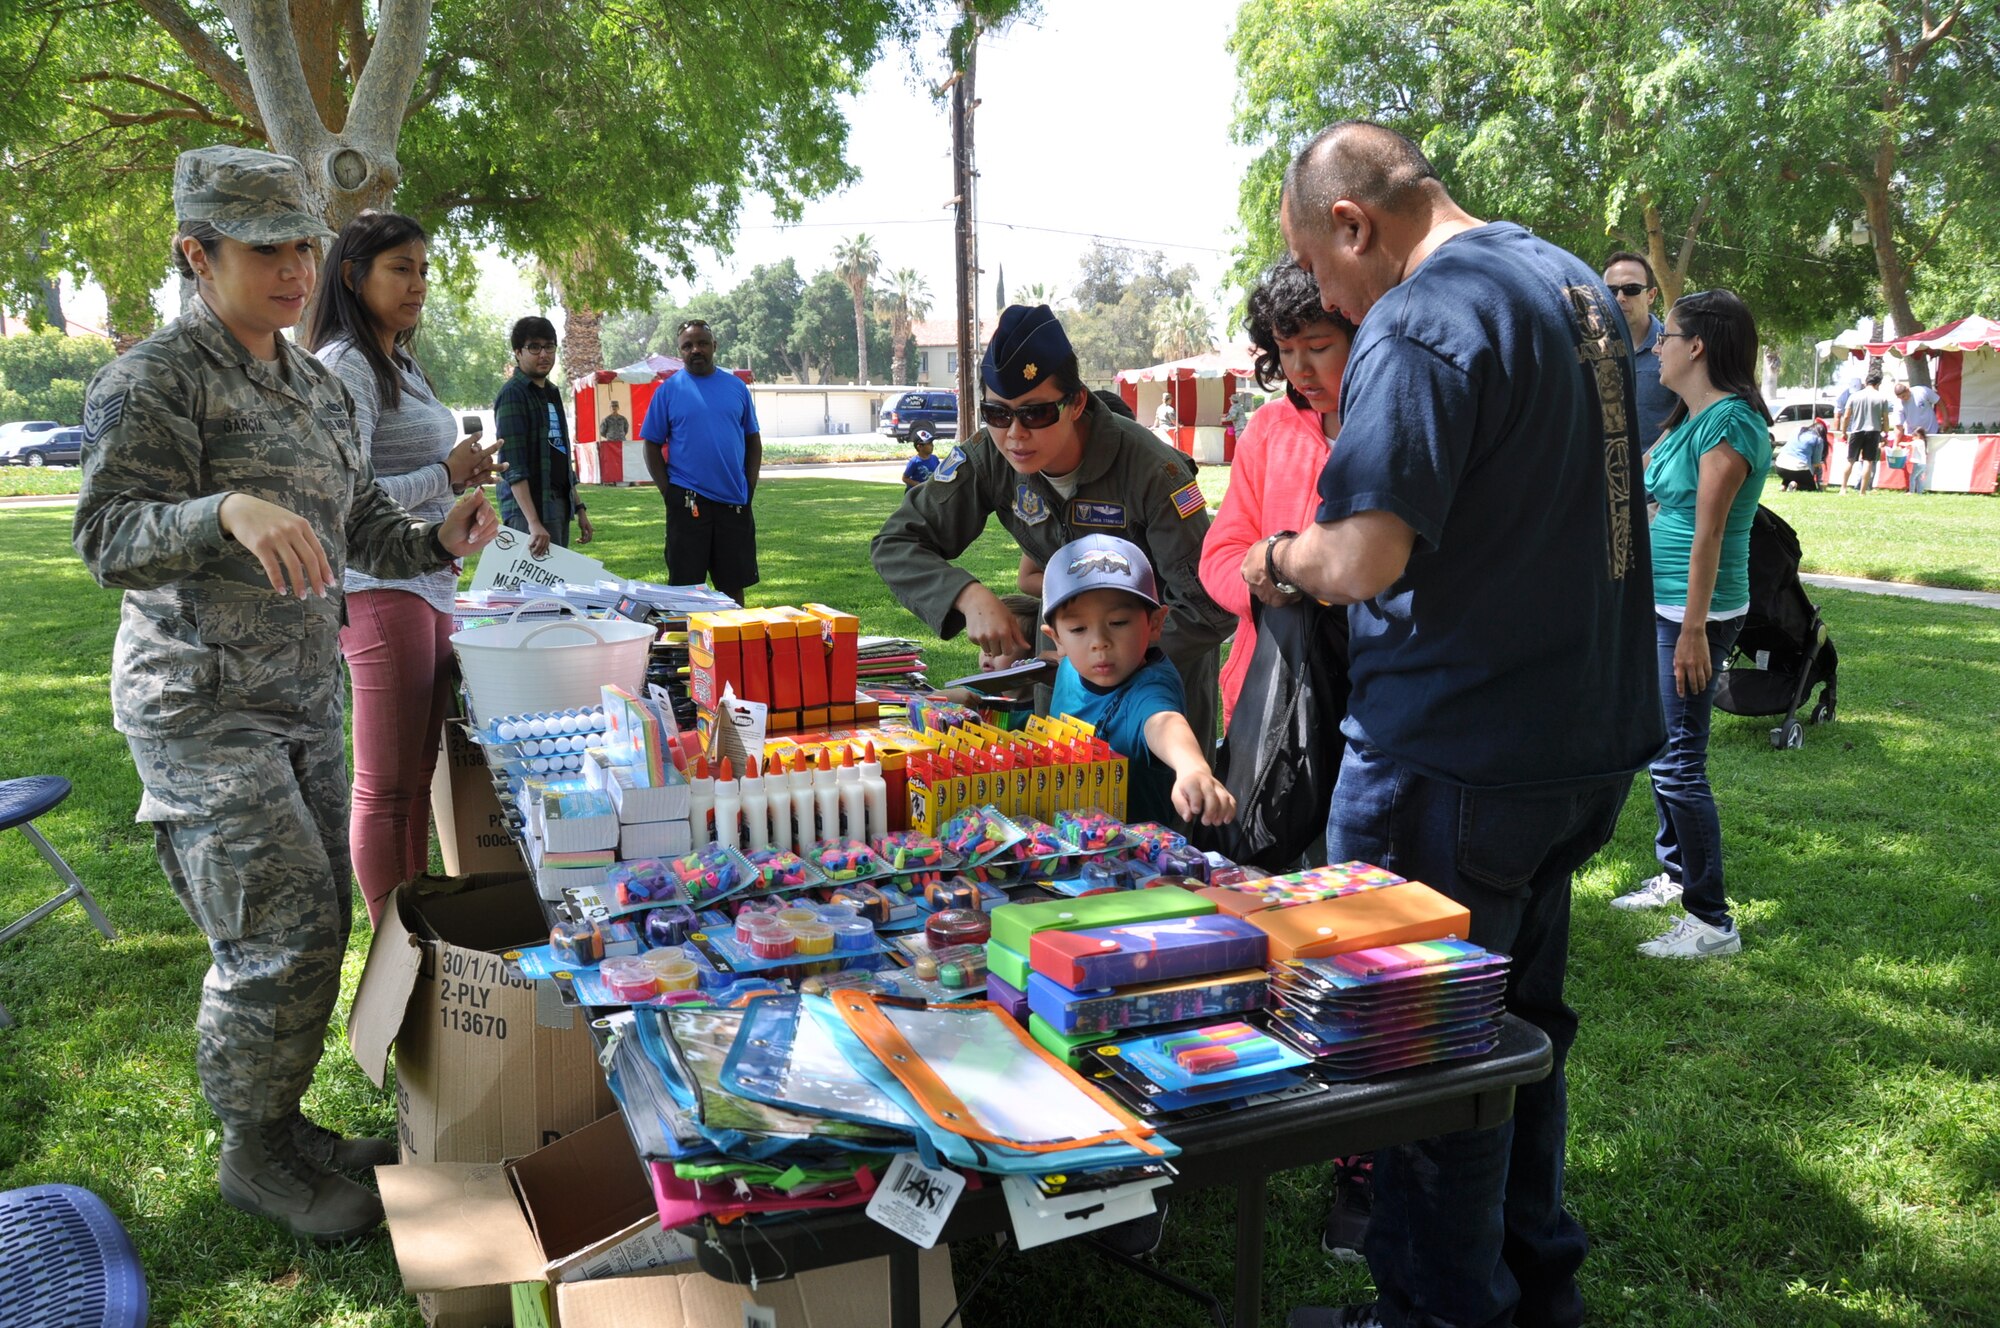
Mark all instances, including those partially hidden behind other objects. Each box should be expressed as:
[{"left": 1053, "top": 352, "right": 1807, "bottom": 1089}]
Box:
[{"left": 980, "top": 391, "right": 1074, "bottom": 430}]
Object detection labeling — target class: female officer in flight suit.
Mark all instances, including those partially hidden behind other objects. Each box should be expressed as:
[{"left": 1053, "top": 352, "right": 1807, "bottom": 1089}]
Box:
[
  {"left": 872, "top": 304, "right": 1233, "bottom": 745},
  {"left": 73, "top": 146, "right": 501, "bottom": 1242}
]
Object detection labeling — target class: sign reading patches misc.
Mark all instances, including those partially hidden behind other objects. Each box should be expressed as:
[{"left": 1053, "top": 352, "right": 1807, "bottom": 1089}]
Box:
[{"left": 468, "top": 528, "right": 610, "bottom": 593}]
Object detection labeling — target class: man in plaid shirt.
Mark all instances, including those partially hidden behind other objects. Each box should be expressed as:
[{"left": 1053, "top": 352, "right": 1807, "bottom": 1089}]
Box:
[{"left": 495, "top": 316, "right": 593, "bottom": 553}]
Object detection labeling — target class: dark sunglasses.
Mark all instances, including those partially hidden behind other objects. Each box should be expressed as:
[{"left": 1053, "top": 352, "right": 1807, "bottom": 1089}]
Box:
[
  {"left": 980, "top": 392, "right": 1074, "bottom": 430},
  {"left": 1607, "top": 283, "right": 1651, "bottom": 298},
  {"left": 678, "top": 319, "right": 712, "bottom": 333}
]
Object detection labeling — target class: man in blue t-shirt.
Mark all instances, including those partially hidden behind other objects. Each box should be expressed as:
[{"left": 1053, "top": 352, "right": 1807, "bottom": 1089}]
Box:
[
  {"left": 1265, "top": 121, "right": 1663, "bottom": 1328},
  {"left": 639, "top": 318, "right": 763, "bottom": 603}
]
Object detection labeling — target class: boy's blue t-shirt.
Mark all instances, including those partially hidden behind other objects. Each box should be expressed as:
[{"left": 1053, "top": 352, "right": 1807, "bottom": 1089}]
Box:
[
  {"left": 1048, "top": 649, "right": 1184, "bottom": 822},
  {"left": 1315, "top": 221, "right": 1662, "bottom": 791},
  {"left": 904, "top": 453, "right": 941, "bottom": 484},
  {"left": 638, "top": 369, "right": 760, "bottom": 505}
]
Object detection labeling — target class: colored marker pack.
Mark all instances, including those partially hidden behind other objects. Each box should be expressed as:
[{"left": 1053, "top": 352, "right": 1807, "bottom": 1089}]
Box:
[
  {"left": 1029, "top": 913, "right": 1267, "bottom": 990},
  {"left": 1115, "top": 1021, "right": 1312, "bottom": 1094},
  {"left": 1026, "top": 967, "right": 1269, "bottom": 1036}
]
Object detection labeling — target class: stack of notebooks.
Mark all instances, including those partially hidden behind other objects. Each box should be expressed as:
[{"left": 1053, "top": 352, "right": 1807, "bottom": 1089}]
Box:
[
  {"left": 856, "top": 635, "right": 929, "bottom": 691},
  {"left": 1265, "top": 939, "right": 1510, "bottom": 1079}
]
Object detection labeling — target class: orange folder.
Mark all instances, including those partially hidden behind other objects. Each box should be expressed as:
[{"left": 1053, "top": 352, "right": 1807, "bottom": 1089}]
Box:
[{"left": 1247, "top": 880, "right": 1471, "bottom": 962}]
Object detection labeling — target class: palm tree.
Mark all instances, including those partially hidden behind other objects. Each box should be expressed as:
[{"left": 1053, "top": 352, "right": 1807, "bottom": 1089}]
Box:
[
  {"left": 1014, "top": 281, "right": 1061, "bottom": 309},
  {"left": 1152, "top": 293, "right": 1214, "bottom": 361},
  {"left": 881, "top": 268, "right": 933, "bottom": 386},
  {"left": 833, "top": 233, "right": 881, "bottom": 383}
]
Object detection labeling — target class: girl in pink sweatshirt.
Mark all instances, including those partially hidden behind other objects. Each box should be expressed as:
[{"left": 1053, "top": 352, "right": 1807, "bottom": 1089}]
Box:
[{"left": 1198, "top": 261, "right": 1356, "bottom": 727}]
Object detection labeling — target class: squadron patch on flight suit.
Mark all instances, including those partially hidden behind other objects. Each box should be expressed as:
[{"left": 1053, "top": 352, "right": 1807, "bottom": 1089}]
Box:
[{"left": 1012, "top": 483, "right": 1051, "bottom": 525}]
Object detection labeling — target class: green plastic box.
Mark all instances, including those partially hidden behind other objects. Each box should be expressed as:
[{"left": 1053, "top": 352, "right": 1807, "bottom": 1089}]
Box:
[{"left": 988, "top": 884, "right": 1214, "bottom": 956}]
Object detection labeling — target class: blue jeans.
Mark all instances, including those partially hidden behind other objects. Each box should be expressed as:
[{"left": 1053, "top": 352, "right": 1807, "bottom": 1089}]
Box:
[
  {"left": 1327, "top": 741, "right": 1632, "bottom": 1328},
  {"left": 1650, "top": 615, "right": 1742, "bottom": 927}
]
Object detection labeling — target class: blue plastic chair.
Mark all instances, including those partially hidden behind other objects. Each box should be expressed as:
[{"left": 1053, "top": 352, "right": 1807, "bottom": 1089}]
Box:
[
  {"left": 0, "top": 1184, "right": 148, "bottom": 1327},
  {"left": 0, "top": 777, "right": 116, "bottom": 1028}
]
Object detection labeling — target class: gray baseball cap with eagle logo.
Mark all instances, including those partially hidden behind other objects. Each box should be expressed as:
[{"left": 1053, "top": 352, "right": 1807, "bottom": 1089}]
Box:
[{"left": 1041, "top": 534, "right": 1163, "bottom": 622}]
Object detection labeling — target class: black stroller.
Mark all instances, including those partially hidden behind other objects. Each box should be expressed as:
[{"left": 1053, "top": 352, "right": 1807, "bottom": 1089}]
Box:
[{"left": 1714, "top": 505, "right": 1838, "bottom": 749}]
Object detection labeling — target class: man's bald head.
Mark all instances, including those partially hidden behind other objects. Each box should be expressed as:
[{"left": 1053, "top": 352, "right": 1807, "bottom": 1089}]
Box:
[{"left": 1283, "top": 121, "right": 1442, "bottom": 232}]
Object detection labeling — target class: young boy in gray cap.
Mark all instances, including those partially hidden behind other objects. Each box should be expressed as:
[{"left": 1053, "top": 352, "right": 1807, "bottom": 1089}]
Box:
[
  {"left": 871, "top": 304, "right": 1234, "bottom": 747},
  {"left": 1041, "top": 534, "right": 1235, "bottom": 827}
]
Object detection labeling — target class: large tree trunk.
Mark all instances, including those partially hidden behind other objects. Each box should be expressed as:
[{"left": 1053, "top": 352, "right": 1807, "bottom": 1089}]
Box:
[
  {"left": 211, "top": 0, "right": 432, "bottom": 232},
  {"left": 891, "top": 331, "right": 909, "bottom": 386},
  {"left": 564, "top": 307, "right": 604, "bottom": 378}
]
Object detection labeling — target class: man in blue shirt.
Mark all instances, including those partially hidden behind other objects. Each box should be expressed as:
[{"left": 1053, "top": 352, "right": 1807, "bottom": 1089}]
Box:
[
  {"left": 1603, "top": 250, "right": 1674, "bottom": 449},
  {"left": 640, "top": 319, "right": 762, "bottom": 603},
  {"left": 1266, "top": 121, "right": 1662, "bottom": 1328}
]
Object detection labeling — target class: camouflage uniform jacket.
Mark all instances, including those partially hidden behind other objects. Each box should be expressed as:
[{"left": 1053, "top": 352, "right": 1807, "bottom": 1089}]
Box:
[
  {"left": 871, "top": 403, "right": 1235, "bottom": 663},
  {"left": 73, "top": 297, "right": 448, "bottom": 740}
]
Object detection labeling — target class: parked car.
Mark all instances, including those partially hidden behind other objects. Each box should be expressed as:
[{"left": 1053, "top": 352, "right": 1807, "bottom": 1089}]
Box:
[
  {"left": 1767, "top": 398, "right": 1837, "bottom": 450},
  {"left": 0, "top": 420, "right": 73, "bottom": 466},
  {"left": 876, "top": 390, "right": 959, "bottom": 442}
]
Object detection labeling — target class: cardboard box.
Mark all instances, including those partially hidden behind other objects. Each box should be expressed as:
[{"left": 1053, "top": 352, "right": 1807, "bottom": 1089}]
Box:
[
  {"left": 349, "top": 873, "right": 616, "bottom": 1172},
  {"left": 379, "top": 1113, "right": 697, "bottom": 1328},
  {"left": 432, "top": 719, "right": 526, "bottom": 876},
  {"left": 555, "top": 1249, "right": 957, "bottom": 1328}
]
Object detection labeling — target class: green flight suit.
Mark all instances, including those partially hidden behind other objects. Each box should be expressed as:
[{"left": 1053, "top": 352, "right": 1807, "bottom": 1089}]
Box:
[
  {"left": 872, "top": 399, "right": 1233, "bottom": 746},
  {"left": 73, "top": 296, "right": 447, "bottom": 1132}
]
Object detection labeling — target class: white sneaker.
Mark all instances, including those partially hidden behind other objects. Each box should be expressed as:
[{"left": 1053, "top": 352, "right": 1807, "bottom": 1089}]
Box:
[
  {"left": 1611, "top": 873, "right": 1683, "bottom": 910},
  {"left": 1638, "top": 914, "right": 1741, "bottom": 959}
]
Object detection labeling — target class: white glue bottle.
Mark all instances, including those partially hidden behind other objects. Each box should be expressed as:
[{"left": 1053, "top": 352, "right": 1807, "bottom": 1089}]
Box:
[
  {"left": 811, "top": 748, "right": 841, "bottom": 847},
  {"left": 712, "top": 756, "right": 742, "bottom": 853},
  {"left": 787, "top": 752, "right": 816, "bottom": 854},
  {"left": 740, "top": 756, "right": 771, "bottom": 853},
  {"left": 859, "top": 740, "right": 890, "bottom": 844},
  {"left": 765, "top": 755, "right": 793, "bottom": 856},
  {"left": 688, "top": 754, "right": 715, "bottom": 849},
  {"left": 836, "top": 746, "right": 866, "bottom": 843}
]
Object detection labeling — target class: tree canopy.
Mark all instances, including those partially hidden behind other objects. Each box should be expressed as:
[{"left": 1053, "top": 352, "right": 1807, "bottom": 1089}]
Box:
[
  {"left": 0, "top": 0, "right": 1011, "bottom": 340},
  {"left": 1228, "top": 0, "right": 1997, "bottom": 355}
]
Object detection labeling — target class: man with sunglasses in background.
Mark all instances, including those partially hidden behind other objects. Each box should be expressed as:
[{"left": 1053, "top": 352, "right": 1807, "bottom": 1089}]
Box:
[
  {"left": 1603, "top": 251, "right": 1674, "bottom": 449},
  {"left": 640, "top": 318, "right": 763, "bottom": 604},
  {"left": 873, "top": 303, "right": 1233, "bottom": 747}
]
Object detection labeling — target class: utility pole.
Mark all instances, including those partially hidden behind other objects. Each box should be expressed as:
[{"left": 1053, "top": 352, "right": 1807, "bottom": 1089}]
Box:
[{"left": 950, "top": 8, "right": 980, "bottom": 440}]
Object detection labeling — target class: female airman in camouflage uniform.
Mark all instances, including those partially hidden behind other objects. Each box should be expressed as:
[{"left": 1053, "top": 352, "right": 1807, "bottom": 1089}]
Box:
[{"left": 73, "top": 147, "right": 500, "bottom": 1241}]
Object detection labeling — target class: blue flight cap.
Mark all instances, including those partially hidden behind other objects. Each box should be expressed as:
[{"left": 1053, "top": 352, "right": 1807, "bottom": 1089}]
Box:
[
  {"left": 982, "top": 304, "right": 1073, "bottom": 398},
  {"left": 1041, "top": 534, "right": 1162, "bottom": 623}
]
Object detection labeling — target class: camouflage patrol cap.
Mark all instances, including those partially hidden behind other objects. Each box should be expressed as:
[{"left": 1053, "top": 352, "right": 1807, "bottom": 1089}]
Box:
[{"left": 173, "top": 146, "right": 335, "bottom": 245}]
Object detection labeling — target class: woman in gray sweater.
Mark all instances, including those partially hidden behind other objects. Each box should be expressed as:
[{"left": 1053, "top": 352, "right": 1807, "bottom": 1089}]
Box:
[{"left": 303, "top": 212, "right": 500, "bottom": 922}]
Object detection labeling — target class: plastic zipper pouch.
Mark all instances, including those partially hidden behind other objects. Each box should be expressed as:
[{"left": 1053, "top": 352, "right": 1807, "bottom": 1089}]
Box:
[
  {"left": 1270, "top": 1001, "right": 1506, "bottom": 1053},
  {"left": 1284, "top": 940, "right": 1506, "bottom": 991},
  {"left": 1114, "top": 1021, "right": 1313, "bottom": 1094},
  {"left": 1248, "top": 882, "right": 1473, "bottom": 962},
  {"left": 721, "top": 994, "right": 923, "bottom": 1135},
  {"left": 664, "top": 1004, "right": 909, "bottom": 1155},
  {"left": 828, "top": 991, "right": 1166, "bottom": 1157},
  {"left": 1269, "top": 1010, "right": 1502, "bottom": 1062},
  {"left": 1274, "top": 985, "right": 1506, "bottom": 1030},
  {"left": 600, "top": 1011, "right": 708, "bottom": 1159}
]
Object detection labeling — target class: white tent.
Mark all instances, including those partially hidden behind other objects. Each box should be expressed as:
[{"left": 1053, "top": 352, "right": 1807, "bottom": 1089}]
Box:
[{"left": 1867, "top": 315, "right": 2000, "bottom": 430}]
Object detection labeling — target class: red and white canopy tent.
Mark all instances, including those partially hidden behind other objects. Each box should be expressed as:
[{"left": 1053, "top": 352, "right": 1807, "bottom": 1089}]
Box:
[
  {"left": 1864, "top": 315, "right": 2000, "bottom": 429},
  {"left": 1113, "top": 345, "right": 1262, "bottom": 463},
  {"left": 570, "top": 356, "right": 753, "bottom": 484}
]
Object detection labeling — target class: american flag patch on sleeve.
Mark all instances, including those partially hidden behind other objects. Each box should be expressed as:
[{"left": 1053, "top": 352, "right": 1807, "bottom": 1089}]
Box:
[{"left": 1170, "top": 480, "right": 1204, "bottom": 519}]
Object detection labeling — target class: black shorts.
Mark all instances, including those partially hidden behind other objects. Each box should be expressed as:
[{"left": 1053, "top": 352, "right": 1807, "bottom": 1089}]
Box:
[
  {"left": 1851, "top": 431, "right": 1882, "bottom": 463},
  {"left": 664, "top": 483, "right": 758, "bottom": 595}
]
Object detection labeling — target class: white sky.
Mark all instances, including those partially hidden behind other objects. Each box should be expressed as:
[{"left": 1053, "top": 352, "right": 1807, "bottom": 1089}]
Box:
[{"left": 57, "top": 0, "right": 1254, "bottom": 340}]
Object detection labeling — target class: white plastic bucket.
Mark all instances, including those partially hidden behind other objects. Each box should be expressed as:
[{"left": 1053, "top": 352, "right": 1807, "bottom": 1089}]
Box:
[{"left": 450, "top": 598, "right": 656, "bottom": 726}]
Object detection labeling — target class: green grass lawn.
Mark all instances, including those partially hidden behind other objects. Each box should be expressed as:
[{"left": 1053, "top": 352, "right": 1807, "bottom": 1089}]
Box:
[{"left": 3, "top": 482, "right": 1998, "bottom": 1326}]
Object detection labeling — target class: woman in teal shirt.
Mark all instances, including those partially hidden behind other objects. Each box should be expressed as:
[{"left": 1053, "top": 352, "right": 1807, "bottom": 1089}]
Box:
[{"left": 1613, "top": 289, "right": 1771, "bottom": 958}]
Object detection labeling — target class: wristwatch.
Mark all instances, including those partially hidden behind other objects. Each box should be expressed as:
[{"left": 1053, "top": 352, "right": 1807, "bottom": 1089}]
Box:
[{"left": 1265, "top": 532, "right": 1300, "bottom": 596}]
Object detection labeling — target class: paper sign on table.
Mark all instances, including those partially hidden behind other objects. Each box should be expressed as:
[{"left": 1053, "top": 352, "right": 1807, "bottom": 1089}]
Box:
[{"left": 468, "top": 528, "right": 609, "bottom": 593}]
